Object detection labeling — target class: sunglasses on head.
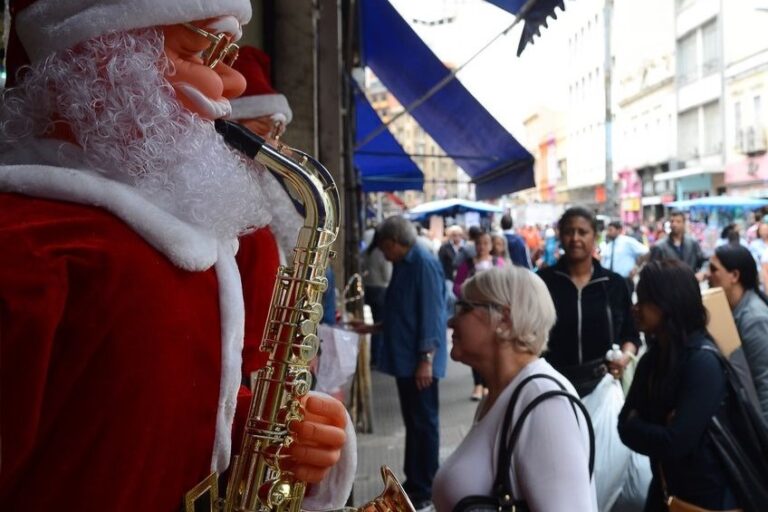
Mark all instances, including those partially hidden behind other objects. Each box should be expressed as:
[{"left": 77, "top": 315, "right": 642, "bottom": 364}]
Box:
[{"left": 182, "top": 23, "right": 240, "bottom": 68}]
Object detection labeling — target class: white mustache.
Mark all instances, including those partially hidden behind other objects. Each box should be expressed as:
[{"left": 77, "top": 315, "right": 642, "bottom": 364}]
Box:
[{"left": 176, "top": 83, "right": 232, "bottom": 119}]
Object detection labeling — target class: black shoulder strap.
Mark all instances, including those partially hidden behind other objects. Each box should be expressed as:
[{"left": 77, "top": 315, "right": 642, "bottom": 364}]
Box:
[{"left": 492, "top": 375, "right": 594, "bottom": 498}]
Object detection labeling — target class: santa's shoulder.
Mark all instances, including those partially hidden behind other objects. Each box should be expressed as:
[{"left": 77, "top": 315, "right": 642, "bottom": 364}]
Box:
[{"left": 0, "top": 192, "right": 177, "bottom": 278}]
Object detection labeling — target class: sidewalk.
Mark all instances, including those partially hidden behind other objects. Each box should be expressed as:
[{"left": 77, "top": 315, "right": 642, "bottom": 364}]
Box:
[{"left": 352, "top": 355, "right": 478, "bottom": 507}]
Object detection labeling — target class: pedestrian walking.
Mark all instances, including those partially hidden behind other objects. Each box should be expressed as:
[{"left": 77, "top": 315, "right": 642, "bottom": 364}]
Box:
[
  {"left": 454, "top": 231, "right": 505, "bottom": 400},
  {"left": 375, "top": 215, "right": 447, "bottom": 511},
  {"left": 537, "top": 207, "right": 640, "bottom": 397},
  {"left": 653, "top": 211, "right": 706, "bottom": 277},
  {"left": 620, "top": 259, "right": 745, "bottom": 511},
  {"left": 709, "top": 244, "right": 768, "bottom": 426},
  {"left": 599, "top": 220, "right": 649, "bottom": 295},
  {"left": 500, "top": 214, "right": 532, "bottom": 268},
  {"left": 433, "top": 266, "right": 596, "bottom": 512}
]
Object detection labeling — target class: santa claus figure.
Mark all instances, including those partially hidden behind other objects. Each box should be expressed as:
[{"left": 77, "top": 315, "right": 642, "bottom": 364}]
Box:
[
  {"left": 0, "top": 1, "right": 354, "bottom": 511},
  {"left": 230, "top": 45, "right": 293, "bottom": 143}
]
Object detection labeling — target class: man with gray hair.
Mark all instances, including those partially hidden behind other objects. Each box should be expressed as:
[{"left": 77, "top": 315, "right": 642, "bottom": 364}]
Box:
[{"left": 376, "top": 215, "right": 447, "bottom": 511}]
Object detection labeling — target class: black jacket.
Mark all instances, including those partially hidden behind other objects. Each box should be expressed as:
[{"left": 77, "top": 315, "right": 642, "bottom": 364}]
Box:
[
  {"left": 438, "top": 241, "right": 461, "bottom": 281},
  {"left": 618, "top": 333, "right": 740, "bottom": 511},
  {"left": 537, "top": 258, "right": 640, "bottom": 371},
  {"left": 653, "top": 234, "right": 706, "bottom": 271}
]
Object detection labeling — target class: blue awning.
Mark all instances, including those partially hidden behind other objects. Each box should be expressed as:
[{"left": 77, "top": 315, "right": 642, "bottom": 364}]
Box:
[
  {"left": 668, "top": 196, "right": 768, "bottom": 210},
  {"left": 405, "top": 198, "right": 504, "bottom": 221},
  {"left": 359, "top": 0, "right": 535, "bottom": 200},
  {"left": 354, "top": 85, "right": 424, "bottom": 192}
]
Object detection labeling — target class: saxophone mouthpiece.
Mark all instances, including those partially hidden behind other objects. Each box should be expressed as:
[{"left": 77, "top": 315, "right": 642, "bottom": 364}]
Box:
[{"left": 215, "top": 119, "right": 265, "bottom": 159}]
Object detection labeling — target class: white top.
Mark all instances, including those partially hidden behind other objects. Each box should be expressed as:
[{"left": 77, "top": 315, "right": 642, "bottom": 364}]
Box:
[{"left": 432, "top": 358, "right": 597, "bottom": 512}]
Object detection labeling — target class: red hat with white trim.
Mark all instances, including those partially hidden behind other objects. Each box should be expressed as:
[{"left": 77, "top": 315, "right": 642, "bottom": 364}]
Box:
[
  {"left": 9, "top": 0, "right": 251, "bottom": 64},
  {"left": 229, "top": 46, "right": 292, "bottom": 125}
]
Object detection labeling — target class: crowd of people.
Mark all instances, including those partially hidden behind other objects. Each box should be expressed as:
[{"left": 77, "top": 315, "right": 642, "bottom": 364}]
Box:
[
  {"left": 1, "top": 1, "right": 765, "bottom": 510},
  {"left": 362, "top": 207, "right": 768, "bottom": 512}
]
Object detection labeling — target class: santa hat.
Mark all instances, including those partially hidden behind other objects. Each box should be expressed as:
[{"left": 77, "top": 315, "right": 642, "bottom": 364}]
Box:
[
  {"left": 10, "top": 0, "right": 252, "bottom": 64},
  {"left": 229, "top": 46, "right": 293, "bottom": 125}
]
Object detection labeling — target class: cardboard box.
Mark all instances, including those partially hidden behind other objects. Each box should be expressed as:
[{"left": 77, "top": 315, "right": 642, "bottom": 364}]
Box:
[{"left": 702, "top": 287, "right": 741, "bottom": 357}]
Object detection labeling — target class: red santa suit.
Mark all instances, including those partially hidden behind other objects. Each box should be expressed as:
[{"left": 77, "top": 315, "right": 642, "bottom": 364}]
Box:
[
  {"left": 0, "top": 140, "right": 355, "bottom": 510},
  {"left": 0, "top": 1, "right": 355, "bottom": 507}
]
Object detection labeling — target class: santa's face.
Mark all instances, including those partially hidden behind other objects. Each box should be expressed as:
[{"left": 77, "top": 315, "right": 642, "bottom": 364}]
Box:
[{"left": 163, "top": 17, "right": 246, "bottom": 119}]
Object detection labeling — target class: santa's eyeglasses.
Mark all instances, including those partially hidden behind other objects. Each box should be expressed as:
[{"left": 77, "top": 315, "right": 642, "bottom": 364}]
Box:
[{"left": 182, "top": 23, "right": 240, "bottom": 69}]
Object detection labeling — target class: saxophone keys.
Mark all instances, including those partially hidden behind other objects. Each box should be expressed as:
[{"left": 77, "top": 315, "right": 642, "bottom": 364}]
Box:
[
  {"left": 258, "top": 479, "right": 292, "bottom": 508},
  {"left": 299, "top": 319, "right": 316, "bottom": 336},
  {"left": 292, "top": 334, "right": 319, "bottom": 362},
  {"left": 286, "top": 367, "right": 313, "bottom": 396}
]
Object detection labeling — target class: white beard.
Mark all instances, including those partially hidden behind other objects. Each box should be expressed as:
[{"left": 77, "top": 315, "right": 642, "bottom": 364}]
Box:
[{"left": 0, "top": 28, "right": 273, "bottom": 241}]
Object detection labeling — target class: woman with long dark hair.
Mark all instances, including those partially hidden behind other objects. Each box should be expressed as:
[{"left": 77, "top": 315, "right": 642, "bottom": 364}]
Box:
[
  {"left": 709, "top": 244, "right": 768, "bottom": 425},
  {"left": 619, "top": 259, "right": 741, "bottom": 511},
  {"left": 537, "top": 206, "right": 640, "bottom": 396}
]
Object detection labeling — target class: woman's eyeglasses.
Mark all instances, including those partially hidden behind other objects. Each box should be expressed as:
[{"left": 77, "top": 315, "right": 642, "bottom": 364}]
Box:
[
  {"left": 453, "top": 300, "right": 503, "bottom": 317},
  {"left": 182, "top": 23, "right": 240, "bottom": 69}
]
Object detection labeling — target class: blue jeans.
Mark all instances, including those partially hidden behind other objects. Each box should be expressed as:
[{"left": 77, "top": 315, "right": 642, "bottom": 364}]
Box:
[{"left": 395, "top": 377, "right": 440, "bottom": 503}]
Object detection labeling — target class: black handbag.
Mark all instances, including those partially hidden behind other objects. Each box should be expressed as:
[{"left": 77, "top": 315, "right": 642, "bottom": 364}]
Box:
[
  {"left": 700, "top": 345, "right": 768, "bottom": 512},
  {"left": 453, "top": 374, "right": 595, "bottom": 512}
]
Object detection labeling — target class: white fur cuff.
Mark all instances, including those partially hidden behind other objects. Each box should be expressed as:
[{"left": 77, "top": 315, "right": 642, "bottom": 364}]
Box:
[
  {"left": 229, "top": 94, "right": 293, "bottom": 124},
  {"left": 16, "top": 0, "right": 252, "bottom": 62}
]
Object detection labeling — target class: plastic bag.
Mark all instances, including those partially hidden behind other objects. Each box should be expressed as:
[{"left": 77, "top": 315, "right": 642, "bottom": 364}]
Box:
[
  {"left": 582, "top": 374, "right": 632, "bottom": 511},
  {"left": 610, "top": 451, "right": 652, "bottom": 512},
  {"left": 315, "top": 324, "right": 360, "bottom": 394}
]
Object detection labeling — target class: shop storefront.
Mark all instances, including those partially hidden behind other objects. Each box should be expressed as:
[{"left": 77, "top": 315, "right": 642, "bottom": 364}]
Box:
[{"left": 724, "top": 154, "right": 768, "bottom": 197}]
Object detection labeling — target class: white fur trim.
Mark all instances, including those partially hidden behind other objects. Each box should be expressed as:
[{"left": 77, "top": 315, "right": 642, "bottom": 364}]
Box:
[
  {"left": 229, "top": 94, "right": 293, "bottom": 124},
  {"left": 210, "top": 240, "right": 247, "bottom": 473},
  {"left": 0, "top": 164, "right": 219, "bottom": 271},
  {"left": 303, "top": 392, "right": 358, "bottom": 511},
  {"left": 206, "top": 16, "right": 243, "bottom": 41},
  {"left": 16, "top": 0, "right": 252, "bottom": 62}
]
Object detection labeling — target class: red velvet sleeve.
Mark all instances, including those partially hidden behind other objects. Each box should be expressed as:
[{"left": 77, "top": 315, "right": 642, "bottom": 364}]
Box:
[{"left": 236, "top": 227, "right": 280, "bottom": 381}]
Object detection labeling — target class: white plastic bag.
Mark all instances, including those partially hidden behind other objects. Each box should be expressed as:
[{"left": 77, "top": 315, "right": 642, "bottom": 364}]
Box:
[
  {"left": 610, "top": 451, "right": 652, "bottom": 512},
  {"left": 315, "top": 324, "right": 360, "bottom": 394},
  {"left": 582, "top": 374, "right": 632, "bottom": 512}
]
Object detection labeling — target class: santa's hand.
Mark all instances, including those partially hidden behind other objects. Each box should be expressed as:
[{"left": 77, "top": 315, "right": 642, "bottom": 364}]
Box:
[{"left": 283, "top": 394, "right": 347, "bottom": 483}]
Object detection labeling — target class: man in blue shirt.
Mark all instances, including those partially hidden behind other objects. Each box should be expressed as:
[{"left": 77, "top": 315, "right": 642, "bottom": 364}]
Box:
[
  {"left": 599, "top": 220, "right": 649, "bottom": 294},
  {"left": 500, "top": 214, "right": 532, "bottom": 268},
  {"left": 376, "top": 215, "right": 447, "bottom": 511}
]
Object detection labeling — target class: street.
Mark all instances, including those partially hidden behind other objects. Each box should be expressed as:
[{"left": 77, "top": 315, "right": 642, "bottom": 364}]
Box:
[{"left": 352, "top": 348, "right": 477, "bottom": 507}]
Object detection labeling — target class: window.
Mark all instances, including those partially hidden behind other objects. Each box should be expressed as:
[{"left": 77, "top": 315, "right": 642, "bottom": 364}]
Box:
[
  {"left": 703, "top": 101, "right": 722, "bottom": 155},
  {"left": 677, "top": 32, "right": 697, "bottom": 85},
  {"left": 755, "top": 95, "right": 763, "bottom": 124},
  {"left": 678, "top": 108, "right": 699, "bottom": 159},
  {"left": 701, "top": 20, "right": 720, "bottom": 76},
  {"left": 734, "top": 101, "right": 742, "bottom": 147}
]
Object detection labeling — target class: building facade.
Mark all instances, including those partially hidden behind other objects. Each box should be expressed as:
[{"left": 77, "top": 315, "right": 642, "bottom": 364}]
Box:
[
  {"left": 613, "top": 0, "right": 677, "bottom": 223},
  {"left": 723, "top": 2, "right": 768, "bottom": 196}
]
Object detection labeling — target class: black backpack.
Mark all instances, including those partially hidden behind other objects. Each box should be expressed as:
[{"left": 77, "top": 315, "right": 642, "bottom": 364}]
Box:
[{"left": 701, "top": 345, "right": 768, "bottom": 512}]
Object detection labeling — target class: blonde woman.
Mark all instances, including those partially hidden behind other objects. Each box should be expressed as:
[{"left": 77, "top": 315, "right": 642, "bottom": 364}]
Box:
[{"left": 433, "top": 266, "right": 596, "bottom": 512}]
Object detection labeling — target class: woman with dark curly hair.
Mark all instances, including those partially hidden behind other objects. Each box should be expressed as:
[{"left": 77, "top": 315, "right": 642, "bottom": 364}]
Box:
[{"left": 619, "top": 259, "right": 741, "bottom": 511}]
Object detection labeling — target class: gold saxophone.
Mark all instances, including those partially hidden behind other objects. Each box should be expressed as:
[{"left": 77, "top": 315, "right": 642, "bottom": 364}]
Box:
[{"left": 184, "top": 120, "right": 414, "bottom": 512}]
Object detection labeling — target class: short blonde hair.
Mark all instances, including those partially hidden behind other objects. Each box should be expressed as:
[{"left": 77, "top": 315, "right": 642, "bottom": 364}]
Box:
[{"left": 461, "top": 266, "right": 556, "bottom": 355}]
